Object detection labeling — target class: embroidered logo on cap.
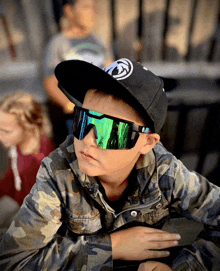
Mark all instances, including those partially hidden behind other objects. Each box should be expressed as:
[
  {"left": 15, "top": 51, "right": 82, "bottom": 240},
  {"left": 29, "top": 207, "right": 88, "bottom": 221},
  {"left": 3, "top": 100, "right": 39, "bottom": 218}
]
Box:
[{"left": 104, "top": 58, "right": 133, "bottom": 81}]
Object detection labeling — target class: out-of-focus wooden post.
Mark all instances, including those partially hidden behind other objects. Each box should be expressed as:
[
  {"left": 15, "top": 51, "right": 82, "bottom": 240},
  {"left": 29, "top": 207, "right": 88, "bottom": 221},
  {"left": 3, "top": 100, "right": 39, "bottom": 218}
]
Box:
[{"left": 0, "top": 11, "right": 16, "bottom": 60}]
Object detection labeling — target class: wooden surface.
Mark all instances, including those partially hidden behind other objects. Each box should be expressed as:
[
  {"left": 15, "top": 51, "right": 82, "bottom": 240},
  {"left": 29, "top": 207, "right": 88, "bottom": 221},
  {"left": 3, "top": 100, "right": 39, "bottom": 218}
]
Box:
[
  {"left": 93, "top": 0, "right": 112, "bottom": 48},
  {"left": 141, "top": 0, "right": 167, "bottom": 61},
  {"left": 189, "top": 0, "right": 220, "bottom": 61},
  {"left": 114, "top": 0, "right": 139, "bottom": 60},
  {"left": 1, "top": 0, "right": 220, "bottom": 65},
  {"left": 92, "top": 0, "right": 220, "bottom": 64},
  {"left": 165, "top": 0, "right": 194, "bottom": 61}
]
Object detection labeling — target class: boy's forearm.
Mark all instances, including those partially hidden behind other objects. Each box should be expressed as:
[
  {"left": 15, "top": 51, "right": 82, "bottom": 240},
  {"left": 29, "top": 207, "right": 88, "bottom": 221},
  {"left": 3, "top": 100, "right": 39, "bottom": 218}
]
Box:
[
  {"left": 171, "top": 154, "right": 220, "bottom": 225},
  {"left": 44, "top": 75, "right": 75, "bottom": 113},
  {"left": 0, "top": 173, "right": 113, "bottom": 270},
  {"left": 0, "top": 200, "right": 113, "bottom": 271},
  {"left": 0, "top": 232, "right": 113, "bottom": 270},
  {"left": 168, "top": 157, "right": 220, "bottom": 269},
  {"left": 111, "top": 231, "right": 121, "bottom": 260}
]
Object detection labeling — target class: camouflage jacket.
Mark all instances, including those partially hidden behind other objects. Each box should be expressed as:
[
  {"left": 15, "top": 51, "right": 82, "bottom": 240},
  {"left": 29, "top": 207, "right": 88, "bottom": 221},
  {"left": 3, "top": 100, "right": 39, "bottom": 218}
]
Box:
[{"left": 0, "top": 135, "right": 220, "bottom": 271}]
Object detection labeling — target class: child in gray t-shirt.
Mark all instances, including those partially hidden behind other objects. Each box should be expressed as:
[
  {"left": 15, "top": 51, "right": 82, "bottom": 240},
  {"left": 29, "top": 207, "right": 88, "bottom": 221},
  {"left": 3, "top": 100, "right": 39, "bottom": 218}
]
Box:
[{"left": 43, "top": 0, "right": 113, "bottom": 146}]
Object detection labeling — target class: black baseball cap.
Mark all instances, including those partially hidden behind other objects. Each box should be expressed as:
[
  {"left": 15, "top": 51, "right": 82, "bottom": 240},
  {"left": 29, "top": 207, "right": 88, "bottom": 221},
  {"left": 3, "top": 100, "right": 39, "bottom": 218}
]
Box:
[{"left": 55, "top": 58, "right": 168, "bottom": 133}]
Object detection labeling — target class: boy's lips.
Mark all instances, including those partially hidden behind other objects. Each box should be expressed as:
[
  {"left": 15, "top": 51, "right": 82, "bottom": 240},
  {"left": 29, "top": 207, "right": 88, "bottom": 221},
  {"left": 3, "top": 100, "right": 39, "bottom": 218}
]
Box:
[{"left": 81, "top": 151, "right": 96, "bottom": 161}]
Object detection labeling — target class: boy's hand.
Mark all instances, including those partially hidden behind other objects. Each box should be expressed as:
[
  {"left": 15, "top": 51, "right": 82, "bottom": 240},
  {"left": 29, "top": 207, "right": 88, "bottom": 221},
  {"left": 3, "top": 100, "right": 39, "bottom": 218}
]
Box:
[
  {"left": 138, "top": 261, "right": 173, "bottom": 271},
  {"left": 63, "top": 102, "right": 75, "bottom": 114},
  {"left": 111, "top": 226, "right": 181, "bottom": 261}
]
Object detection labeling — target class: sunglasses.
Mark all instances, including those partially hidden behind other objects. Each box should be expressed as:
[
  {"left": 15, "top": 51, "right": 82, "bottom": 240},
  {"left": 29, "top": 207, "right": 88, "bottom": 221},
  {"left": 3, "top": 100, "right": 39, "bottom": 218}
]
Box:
[{"left": 72, "top": 106, "right": 151, "bottom": 150}]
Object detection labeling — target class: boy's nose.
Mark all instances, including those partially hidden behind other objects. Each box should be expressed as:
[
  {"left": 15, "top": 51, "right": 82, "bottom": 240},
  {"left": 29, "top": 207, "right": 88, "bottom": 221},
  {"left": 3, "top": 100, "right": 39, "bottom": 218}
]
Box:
[{"left": 83, "top": 127, "right": 98, "bottom": 147}]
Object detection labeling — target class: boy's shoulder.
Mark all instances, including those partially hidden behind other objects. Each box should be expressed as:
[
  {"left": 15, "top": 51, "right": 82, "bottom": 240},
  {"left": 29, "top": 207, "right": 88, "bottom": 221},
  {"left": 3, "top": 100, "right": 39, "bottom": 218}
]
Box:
[
  {"left": 154, "top": 141, "right": 171, "bottom": 155},
  {"left": 136, "top": 141, "right": 177, "bottom": 176},
  {"left": 153, "top": 141, "right": 175, "bottom": 163},
  {"left": 153, "top": 141, "right": 179, "bottom": 178},
  {"left": 153, "top": 142, "right": 192, "bottom": 181}
]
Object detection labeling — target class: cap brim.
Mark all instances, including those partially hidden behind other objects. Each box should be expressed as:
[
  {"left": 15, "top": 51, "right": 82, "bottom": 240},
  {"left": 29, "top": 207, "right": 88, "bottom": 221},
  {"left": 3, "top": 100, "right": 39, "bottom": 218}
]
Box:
[
  {"left": 55, "top": 60, "right": 132, "bottom": 106},
  {"left": 55, "top": 60, "right": 167, "bottom": 133}
]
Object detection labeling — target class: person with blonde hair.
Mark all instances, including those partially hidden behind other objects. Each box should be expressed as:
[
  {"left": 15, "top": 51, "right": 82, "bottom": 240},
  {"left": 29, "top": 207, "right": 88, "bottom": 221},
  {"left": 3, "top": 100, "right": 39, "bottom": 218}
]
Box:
[{"left": 0, "top": 91, "right": 54, "bottom": 206}]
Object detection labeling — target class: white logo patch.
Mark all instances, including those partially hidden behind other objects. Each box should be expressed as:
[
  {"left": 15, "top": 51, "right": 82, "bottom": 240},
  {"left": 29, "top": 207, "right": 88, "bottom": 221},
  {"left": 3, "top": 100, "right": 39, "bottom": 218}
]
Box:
[{"left": 104, "top": 58, "right": 133, "bottom": 80}]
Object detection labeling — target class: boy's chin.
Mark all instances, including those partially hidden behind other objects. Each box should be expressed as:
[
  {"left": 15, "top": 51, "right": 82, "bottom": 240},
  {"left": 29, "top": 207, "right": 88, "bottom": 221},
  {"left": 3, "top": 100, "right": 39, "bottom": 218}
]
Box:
[{"left": 78, "top": 164, "right": 99, "bottom": 177}]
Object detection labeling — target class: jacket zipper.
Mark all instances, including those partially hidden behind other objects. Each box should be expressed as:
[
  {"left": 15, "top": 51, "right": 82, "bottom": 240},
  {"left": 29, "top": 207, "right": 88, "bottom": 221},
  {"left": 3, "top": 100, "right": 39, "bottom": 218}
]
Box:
[
  {"left": 98, "top": 192, "right": 161, "bottom": 219},
  {"left": 114, "top": 197, "right": 161, "bottom": 218},
  {"left": 98, "top": 192, "right": 117, "bottom": 218}
]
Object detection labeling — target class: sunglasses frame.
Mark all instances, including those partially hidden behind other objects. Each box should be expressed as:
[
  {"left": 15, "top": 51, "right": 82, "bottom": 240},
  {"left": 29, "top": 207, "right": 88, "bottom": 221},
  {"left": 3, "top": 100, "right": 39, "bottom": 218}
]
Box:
[{"left": 73, "top": 106, "right": 151, "bottom": 149}]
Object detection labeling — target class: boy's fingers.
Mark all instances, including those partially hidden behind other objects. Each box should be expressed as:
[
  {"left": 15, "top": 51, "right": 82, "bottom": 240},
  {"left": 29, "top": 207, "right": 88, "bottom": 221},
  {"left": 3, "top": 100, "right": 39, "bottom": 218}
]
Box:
[
  {"left": 157, "top": 233, "right": 181, "bottom": 241},
  {"left": 145, "top": 250, "right": 170, "bottom": 259},
  {"left": 145, "top": 232, "right": 181, "bottom": 242},
  {"left": 148, "top": 240, "right": 179, "bottom": 250},
  {"left": 144, "top": 228, "right": 181, "bottom": 239},
  {"left": 144, "top": 228, "right": 165, "bottom": 233}
]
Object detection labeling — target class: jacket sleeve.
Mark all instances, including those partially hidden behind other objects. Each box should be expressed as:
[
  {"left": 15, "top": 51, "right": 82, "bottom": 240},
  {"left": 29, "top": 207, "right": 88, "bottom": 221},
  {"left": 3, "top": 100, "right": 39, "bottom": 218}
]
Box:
[
  {"left": 0, "top": 160, "right": 112, "bottom": 271},
  {"left": 168, "top": 156, "right": 220, "bottom": 271}
]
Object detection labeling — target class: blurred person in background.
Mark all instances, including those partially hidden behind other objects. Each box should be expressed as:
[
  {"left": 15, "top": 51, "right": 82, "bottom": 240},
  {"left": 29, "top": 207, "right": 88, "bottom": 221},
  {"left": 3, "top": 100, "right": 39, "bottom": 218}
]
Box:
[
  {"left": 0, "top": 92, "right": 54, "bottom": 208},
  {"left": 43, "top": 0, "right": 114, "bottom": 146}
]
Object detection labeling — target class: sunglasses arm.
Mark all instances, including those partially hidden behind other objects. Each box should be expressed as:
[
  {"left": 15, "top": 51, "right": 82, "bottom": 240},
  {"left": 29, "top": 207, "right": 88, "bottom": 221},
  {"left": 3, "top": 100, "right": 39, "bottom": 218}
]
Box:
[{"left": 132, "top": 124, "right": 151, "bottom": 134}]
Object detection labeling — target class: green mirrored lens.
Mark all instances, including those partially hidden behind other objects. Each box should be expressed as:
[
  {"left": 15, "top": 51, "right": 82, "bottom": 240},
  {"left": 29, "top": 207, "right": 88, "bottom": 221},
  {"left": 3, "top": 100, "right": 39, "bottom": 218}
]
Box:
[
  {"left": 118, "top": 122, "right": 130, "bottom": 149},
  {"left": 88, "top": 111, "right": 131, "bottom": 149}
]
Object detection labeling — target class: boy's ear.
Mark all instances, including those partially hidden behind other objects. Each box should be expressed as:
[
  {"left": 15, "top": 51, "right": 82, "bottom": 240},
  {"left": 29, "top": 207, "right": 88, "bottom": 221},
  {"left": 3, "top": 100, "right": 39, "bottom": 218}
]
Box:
[{"left": 140, "top": 133, "right": 160, "bottom": 155}]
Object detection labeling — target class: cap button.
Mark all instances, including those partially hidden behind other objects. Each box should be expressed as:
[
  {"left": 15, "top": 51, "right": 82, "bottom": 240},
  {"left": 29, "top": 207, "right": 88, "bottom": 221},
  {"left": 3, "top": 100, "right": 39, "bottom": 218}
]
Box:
[{"left": 130, "top": 210, "right": 138, "bottom": 217}]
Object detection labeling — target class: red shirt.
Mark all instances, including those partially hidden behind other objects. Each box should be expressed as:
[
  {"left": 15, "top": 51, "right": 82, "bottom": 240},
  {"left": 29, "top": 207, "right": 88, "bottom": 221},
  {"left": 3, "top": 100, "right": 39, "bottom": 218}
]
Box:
[{"left": 0, "top": 135, "right": 54, "bottom": 206}]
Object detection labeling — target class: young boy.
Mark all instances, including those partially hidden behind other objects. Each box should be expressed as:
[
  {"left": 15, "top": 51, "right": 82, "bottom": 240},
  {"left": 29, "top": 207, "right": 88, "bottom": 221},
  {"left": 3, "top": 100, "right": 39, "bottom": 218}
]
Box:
[
  {"left": 0, "top": 58, "right": 220, "bottom": 271},
  {"left": 43, "top": 0, "right": 113, "bottom": 114},
  {"left": 43, "top": 0, "right": 114, "bottom": 146}
]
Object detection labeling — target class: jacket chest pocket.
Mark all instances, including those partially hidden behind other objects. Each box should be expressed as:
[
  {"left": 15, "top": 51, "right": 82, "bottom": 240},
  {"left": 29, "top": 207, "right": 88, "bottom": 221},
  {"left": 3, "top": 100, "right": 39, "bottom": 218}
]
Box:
[
  {"left": 138, "top": 193, "right": 170, "bottom": 225},
  {"left": 65, "top": 208, "right": 102, "bottom": 234},
  {"left": 139, "top": 205, "right": 169, "bottom": 225}
]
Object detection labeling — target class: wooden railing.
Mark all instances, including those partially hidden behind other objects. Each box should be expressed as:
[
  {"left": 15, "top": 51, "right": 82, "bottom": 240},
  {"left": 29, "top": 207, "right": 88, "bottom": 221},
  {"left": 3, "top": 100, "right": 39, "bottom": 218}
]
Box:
[
  {"left": 92, "top": 0, "right": 220, "bottom": 65},
  {"left": 0, "top": 8, "right": 16, "bottom": 60}
]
